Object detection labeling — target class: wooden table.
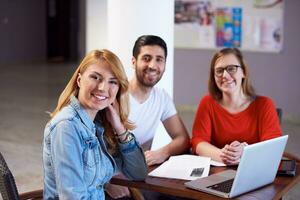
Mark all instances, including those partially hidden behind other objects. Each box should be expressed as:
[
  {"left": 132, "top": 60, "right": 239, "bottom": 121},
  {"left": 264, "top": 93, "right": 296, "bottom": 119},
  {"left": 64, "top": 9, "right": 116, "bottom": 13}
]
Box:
[{"left": 111, "top": 161, "right": 300, "bottom": 200}]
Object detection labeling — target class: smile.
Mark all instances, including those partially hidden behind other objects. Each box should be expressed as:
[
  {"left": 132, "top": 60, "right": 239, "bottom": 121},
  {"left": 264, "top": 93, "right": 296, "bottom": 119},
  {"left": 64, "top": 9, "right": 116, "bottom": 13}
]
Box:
[
  {"left": 93, "top": 94, "right": 108, "bottom": 100},
  {"left": 145, "top": 71, "right": 158, "bottom": 75},
  {"left": 222, "top": 80, "right": 235, "bottom": 85}
]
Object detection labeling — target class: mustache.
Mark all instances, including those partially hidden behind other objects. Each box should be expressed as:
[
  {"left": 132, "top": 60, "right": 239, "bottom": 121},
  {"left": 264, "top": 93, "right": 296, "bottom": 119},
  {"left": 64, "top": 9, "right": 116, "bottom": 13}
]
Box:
[{"left": 144, "top": 68, "right": 159, "bottom": 73}]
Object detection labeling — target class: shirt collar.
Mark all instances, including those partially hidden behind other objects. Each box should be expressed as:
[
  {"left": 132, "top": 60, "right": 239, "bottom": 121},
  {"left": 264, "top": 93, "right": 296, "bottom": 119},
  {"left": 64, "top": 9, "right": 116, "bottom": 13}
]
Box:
[{"left": 70, "top": 96, "right": 96, "bottom": 132}]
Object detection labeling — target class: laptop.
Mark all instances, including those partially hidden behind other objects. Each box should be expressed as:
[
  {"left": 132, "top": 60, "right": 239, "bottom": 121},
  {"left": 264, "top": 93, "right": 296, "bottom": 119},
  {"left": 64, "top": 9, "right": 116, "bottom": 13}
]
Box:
[{"left": 185, "top": 135, "right": 288, "bottom": 198}]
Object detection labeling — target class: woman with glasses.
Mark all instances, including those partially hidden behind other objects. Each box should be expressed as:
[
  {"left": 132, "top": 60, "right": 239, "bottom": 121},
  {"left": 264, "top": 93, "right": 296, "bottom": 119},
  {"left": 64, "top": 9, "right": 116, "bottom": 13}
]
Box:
[{"left": 191, "top": 48, "right": 281, "bottom": 165}]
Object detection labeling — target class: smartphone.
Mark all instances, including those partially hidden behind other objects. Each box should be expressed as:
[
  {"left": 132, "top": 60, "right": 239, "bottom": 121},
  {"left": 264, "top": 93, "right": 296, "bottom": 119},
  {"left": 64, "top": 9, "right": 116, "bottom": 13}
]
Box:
[{"left": 277, "top": 159, "right": 296, "bottom": 176}]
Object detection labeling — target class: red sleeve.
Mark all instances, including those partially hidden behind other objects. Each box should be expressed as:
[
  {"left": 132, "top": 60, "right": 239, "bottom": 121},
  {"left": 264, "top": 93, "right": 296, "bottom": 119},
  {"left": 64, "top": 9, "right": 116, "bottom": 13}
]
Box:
[
  {"left": 191, "top": 96, "right": 212, "bottom": 153},
  {"left": 258, "top": 97, "right": 282, "bottom": 141}
]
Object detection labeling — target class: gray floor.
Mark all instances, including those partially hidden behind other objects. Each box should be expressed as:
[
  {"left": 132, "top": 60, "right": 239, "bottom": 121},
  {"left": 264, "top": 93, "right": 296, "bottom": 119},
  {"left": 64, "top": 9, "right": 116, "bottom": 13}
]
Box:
[{"left": 0, "top": 63, "right": 299, "bottom": 199}]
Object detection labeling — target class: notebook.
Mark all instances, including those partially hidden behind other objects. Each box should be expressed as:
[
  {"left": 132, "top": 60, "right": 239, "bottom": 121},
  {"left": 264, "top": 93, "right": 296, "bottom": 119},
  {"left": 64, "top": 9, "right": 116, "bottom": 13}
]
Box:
[{"left": 185, "top": 135, "right": 288, "bottom": 198}]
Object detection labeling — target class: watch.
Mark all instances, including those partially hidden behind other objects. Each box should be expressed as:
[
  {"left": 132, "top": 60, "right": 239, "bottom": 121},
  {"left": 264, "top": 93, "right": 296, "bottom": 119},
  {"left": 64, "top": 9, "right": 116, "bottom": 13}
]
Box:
[{"left": 119, "top": 132, "right": 134, "bottom": 144}]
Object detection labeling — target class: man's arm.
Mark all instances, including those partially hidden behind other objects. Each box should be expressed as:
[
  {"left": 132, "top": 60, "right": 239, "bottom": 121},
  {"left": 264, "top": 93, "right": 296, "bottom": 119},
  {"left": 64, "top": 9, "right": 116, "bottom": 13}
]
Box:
[{"left": 144, "top": 114, "right": 190, "bottom": 166}]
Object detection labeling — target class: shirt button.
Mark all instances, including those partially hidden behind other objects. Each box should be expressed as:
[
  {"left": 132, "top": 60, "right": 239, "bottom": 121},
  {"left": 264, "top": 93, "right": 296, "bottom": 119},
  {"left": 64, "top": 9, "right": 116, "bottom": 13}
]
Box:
[{"left": 96, "top": 184, "right": 103, "bottom": 189}]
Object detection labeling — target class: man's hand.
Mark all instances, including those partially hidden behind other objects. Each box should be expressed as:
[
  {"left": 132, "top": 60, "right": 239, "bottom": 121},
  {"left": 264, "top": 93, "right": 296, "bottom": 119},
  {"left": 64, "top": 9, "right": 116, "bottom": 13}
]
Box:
[
  {"left": 220, "top": 141, "right": 248, "bottom": 165},
  {"left": 144, "top": 149, "right": 168, "bottom": 166},
  {"left": 105, "top": 183, "right": 130, "bottom": 199}
]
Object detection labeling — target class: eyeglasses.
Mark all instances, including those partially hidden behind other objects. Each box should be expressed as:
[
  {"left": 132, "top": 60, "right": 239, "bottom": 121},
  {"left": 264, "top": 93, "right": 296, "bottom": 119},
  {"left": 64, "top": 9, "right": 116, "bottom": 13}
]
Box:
[{"left": 214, "top": 65, "right": 240, "bottom": 77}]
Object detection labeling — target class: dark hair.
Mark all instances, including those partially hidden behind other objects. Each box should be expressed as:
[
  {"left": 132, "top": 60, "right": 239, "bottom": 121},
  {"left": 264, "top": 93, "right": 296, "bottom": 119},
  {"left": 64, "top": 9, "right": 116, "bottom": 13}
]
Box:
[
  {"left": 208, "top": 48, "right": 256, "bottom": 100},
  {"left": 132, "top": 35, "right": 167, "bottom": 59}
]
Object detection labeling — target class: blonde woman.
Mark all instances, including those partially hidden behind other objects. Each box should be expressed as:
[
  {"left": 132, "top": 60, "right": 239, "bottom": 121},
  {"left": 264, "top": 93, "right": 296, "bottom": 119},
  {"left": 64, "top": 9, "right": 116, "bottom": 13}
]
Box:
[{"left": 43, "top": 49, "right": 147, "bottom": 199}]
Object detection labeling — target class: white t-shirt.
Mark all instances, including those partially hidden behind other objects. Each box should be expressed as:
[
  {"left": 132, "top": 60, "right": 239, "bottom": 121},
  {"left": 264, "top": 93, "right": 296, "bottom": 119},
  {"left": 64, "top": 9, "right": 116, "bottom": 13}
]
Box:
[{"left": 129, "top": 87, "right": 177, "bottom": 147}]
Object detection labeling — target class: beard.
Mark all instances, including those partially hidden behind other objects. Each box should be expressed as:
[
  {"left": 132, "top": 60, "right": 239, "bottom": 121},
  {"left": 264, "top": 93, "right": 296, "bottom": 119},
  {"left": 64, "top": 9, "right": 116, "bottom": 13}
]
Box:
[{"left": 135, "top": 67, "right": 163, "bottom": 88}]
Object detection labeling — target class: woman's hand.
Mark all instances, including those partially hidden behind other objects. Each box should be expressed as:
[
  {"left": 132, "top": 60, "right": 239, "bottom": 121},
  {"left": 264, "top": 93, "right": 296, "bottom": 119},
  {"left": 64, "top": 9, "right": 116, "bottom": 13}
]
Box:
[
  {"left": 105, "top": 100, "right": 126, "bottom": 134},
  {"left": 220, "top": 141, "right": 247, "bottom": 165}
]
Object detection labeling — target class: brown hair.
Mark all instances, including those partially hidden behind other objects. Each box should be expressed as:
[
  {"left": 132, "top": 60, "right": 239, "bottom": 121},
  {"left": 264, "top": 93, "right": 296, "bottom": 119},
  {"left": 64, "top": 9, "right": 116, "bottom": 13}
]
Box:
[
  {"left": 50, "top": 49, "right": 134, "bottom": 153},
  {"left": 208, "top": 48, "right": 256, "bottom": 100}
]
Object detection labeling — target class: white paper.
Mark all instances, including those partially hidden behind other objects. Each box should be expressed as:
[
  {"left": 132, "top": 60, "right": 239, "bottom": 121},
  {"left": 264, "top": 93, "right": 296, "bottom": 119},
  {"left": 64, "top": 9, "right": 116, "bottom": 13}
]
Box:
[
  {"left": 210, "top": 160, "right": 226, "bottom": 167},
  {"left": 148, "top": 155, "right": 211, "bottom": 180}
]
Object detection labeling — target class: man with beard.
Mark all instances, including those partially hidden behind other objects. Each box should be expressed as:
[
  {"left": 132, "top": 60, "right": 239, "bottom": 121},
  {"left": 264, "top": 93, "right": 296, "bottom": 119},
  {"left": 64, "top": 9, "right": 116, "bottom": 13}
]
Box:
[
  {"left": 128, "top": 35, "right": 190, "bottom": 164},
  {"left": 105, "top": 35, "right": 190, "bottom": 199}
]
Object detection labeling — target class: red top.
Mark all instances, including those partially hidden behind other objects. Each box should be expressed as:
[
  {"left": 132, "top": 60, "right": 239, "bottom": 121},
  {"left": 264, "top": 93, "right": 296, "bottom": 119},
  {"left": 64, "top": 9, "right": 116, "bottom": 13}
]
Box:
[{"left": 191, "top": 95, "right": 282, "bottom": 153}]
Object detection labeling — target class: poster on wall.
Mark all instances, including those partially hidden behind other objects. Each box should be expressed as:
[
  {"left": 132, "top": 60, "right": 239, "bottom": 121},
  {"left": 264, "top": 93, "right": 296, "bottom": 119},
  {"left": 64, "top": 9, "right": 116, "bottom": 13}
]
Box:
[
  {"left": 215, "top": 7, "right": 242, "bottom": 48},
  {"left": 174, "top": 0, "right": 215, "bottom": 48},
  {"left": 174, "top": 0, "right": 284, "bottom": 53}
]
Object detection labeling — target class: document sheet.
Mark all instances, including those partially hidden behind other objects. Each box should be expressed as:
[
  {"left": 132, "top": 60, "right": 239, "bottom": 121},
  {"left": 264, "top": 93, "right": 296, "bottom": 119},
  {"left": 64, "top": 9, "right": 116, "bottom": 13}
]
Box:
[{"left": 148, "top": 155, "right": 211, "bottom": 180}]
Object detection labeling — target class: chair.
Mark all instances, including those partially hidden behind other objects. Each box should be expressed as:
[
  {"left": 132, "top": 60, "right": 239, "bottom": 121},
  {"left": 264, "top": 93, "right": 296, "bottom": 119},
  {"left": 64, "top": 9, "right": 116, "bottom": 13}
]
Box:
[
  {"left": 276, "top": 108, "right": 283, "bottom": 124},
  {"left": 275, "top": 108, "right": 300, "bottom": 162},
  {"left": 129, "top": 188, "right": 145, "bottom": 200},
  {"left": 0, "top": 152, "right": 43, "bottom": 200}
]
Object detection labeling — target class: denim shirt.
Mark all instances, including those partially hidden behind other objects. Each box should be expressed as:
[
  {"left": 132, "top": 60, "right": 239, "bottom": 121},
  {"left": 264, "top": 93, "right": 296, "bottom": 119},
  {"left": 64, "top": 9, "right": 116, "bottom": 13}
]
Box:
[{"left": 43, "top": 96, "right": 147, "bottom": 200}]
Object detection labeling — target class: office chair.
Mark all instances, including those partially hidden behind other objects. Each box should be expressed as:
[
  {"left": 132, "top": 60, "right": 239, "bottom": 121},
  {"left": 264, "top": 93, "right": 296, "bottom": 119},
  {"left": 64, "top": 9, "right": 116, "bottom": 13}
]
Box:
[
  {"left": 276, "top": 108, "right": 282, "bottom": 124},
  {"left": 275, "top": 108, "right": 300, "bottom": 162},
  {"left": 0, "top": 152, "right": 43, "bottom": 200}
]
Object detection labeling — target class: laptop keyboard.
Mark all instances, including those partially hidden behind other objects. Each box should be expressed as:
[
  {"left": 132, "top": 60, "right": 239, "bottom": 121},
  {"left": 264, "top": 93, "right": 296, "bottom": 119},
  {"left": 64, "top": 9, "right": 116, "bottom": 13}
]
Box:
[{"left": 207, "top": 179, "right": 234, "bottom": 193}]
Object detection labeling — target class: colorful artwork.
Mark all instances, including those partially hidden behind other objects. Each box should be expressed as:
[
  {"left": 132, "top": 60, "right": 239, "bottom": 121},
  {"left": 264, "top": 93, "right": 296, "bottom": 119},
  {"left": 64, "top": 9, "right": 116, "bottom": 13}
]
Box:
[
  {"left": 175, "top": 0, "right": 214, "bottom": 26},
  {"left": 174, "top": 0, "right": 215, "bottom": 49},
  {"left": 174, "top": 0, "right": 284, "bottom": 52},
  {"left": 215, "top": 8, "right": 242, "bottom": 48}
]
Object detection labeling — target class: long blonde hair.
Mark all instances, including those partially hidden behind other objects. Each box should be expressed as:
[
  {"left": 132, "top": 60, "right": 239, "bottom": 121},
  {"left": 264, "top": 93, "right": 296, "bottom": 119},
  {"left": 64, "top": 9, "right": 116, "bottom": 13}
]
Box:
[{"left": 50, "top": 49, "right": 134, "bottom": 152}]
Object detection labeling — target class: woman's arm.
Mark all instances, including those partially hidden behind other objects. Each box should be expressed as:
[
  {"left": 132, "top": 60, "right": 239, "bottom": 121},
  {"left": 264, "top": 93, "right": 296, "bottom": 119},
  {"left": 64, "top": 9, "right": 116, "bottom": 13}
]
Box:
[
  {"left": 259, "top": 97, "right": 282, "bottom": 140},
  {"left": 192, "top": 98, "right": 223, "bottom": 161},
  {"left": 191, "top": 96, "right": 213, "bottom": 153},
  {"left": 51, "top": 121, "right": 89, "bottom": 199},
  {"left": 196, "top": 141, "right": 247, "bottom": 165},
  {"left": 106, "top": 101, "right": 147, "bottom": 180},
  {"left": 195, "top": 141, "right": 223, "bottom": 162},
  {"left": 115, "top": 134, "right": 148, "bottom": 180}
]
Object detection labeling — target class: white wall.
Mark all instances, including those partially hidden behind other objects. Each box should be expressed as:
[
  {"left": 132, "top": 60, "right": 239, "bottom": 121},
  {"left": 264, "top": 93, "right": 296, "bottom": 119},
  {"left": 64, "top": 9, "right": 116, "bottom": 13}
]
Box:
[{"left": 86, "top": 0, "right": 107, "bottom": 52}]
